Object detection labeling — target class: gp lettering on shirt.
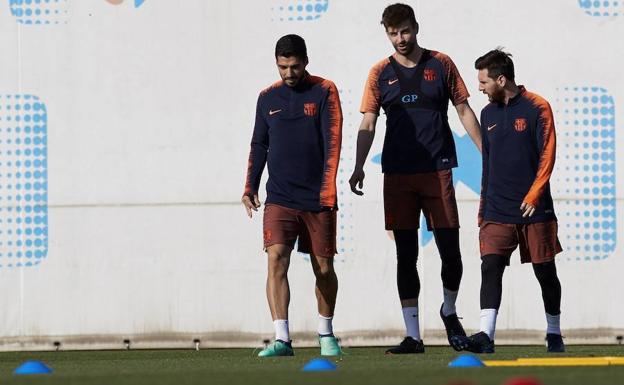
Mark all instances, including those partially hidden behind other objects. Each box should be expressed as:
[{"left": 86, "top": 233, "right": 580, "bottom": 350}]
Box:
[
  {"left": 401, "top": 94, "right": 419, "bottom": 103},
  {"left": 359, "top": 49, "right": 471, "bottom": 174}
]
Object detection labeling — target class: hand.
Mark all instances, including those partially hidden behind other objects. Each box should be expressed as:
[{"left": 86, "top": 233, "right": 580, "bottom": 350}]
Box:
[
  {"left": 242, "top": 194, "right": 261, "bottom": 218},
  {"left": 349, "top": 168, "right": 365, "bottom": 196},
  {"left": 520, "top": 202, "right": 536, "bottom": 218}
]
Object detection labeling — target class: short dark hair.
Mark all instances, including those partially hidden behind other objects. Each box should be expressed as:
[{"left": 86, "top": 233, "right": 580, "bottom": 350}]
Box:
[
  {"left": 474, "top": 48, "right": 515, "bottom": 82},
  {"left": 381, "top": 3, "right": 417, "bottom": 29},
  {"left": 275, "top": 34, "right": 307, "bottom": 61}
]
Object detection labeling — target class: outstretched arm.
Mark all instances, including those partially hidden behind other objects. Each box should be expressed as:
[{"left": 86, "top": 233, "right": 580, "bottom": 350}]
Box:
[
  {"left": 242, "top": 95, "right": 269, "bottom": 218},
  {"left": 319, "top": 81, "right": 343, "bottom": 208},
  {"left": 349, "top": 112, "right": 378, "bottom": 195},
  {"left": 478, "top": 114, "right": 489, "bottom": 226},
  {"left": 521, "top": 101, "right": 557, "bottom": 217},
  {"left": 455, "top": 101, "right": 482, "bottom": 152}
]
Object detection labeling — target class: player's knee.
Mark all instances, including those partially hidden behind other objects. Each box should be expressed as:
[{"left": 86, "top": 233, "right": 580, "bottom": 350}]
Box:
[
  {"left": 481, "top": 254, "right": 506, "bottom": 281},
  {"left": 312, "top": 257, "right": 335, "bottom": 280},
  {"left": 267, "top": 250, "right": 289, "bottom": 276},
  {"left": 394, "top": 230, "right": 419, "bottom": 256},
  {"left": 396, "top": 243, "right": 418, "bottom": 257},
  {"left": 532, "top": 261, "right": 559, "bottom": 284},
  {"left": 268, "top": 263, "right": 288, "bottom": 279},
  {"left": 314, "top": 268, "right": 334, "bottom": 282},
  {"left": 434, "top": 228, "right": 461, "bottom": 257},
  {"left": 442, "top": 253, "right": 463, "bottom": 271},
  {"left": 397, "top": 255, "right": 417, "bottom": 272},
  {"left": 441, "top": 252, "right": 462, "bottom": 267}
]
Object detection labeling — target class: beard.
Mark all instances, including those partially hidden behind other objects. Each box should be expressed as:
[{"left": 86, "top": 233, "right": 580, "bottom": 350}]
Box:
[
  {"left": 282, "top": 73, "right": 304, "bottom": 87},
  {"left": 284, "top": 77, "right": 298, "bottom": 86},
  {"left": 394, "top": 40, "right": 415, "bottom": 56},
  {"left": 489, "top": 87, "right": 506, "bottom": 103}
]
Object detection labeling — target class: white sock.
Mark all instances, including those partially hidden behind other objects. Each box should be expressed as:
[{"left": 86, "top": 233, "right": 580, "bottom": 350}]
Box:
[
  {"left": 402, "top": 307, "right": 421, "bottom": 340},
  {"left": 479, "top": 308, "right": 498, "bottom": 340},
  {"left": 318, "top": 314, "right": 333, "bottom": 336},
  {"left": 442, "top": 288, "right": 458, "bottom": 316},
  {"left": 546, "top": 313, "right": 561, "bottom": 335},
  {"left": 274, "top": 319, "right": 289, "bottom": 342}
]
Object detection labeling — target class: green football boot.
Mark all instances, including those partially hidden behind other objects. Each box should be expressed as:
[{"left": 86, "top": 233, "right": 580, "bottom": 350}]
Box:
[
  {"left": 257, "top": 340, "right": 294, "bottom": 357},
  {"left": 319, "top": 335, "right": 342, "bottom": 356}
]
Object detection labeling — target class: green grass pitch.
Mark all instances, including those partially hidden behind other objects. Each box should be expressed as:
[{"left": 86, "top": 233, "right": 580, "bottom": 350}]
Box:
[{"left": 0, "top": 345, "right": 622, "bottom": 385}]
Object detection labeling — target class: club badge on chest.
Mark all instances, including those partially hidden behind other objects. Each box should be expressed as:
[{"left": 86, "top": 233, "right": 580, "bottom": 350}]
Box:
[
  {"left": 514, "top": 118, "right": 527, "bottom": 132},
  {"left": 303, "top": 103, "right": 317, "bottom": 117}
]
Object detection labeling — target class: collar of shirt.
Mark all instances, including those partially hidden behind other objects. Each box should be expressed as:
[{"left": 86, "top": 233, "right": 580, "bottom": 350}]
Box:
[{"left": 494, "top": 85, "right": 526, "bottom": 108}]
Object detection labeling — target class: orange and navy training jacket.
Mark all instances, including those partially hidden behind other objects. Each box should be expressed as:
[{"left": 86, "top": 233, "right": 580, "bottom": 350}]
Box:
[
  {"left": 360, "top": 49, "right": 469, "bottom": 173},
  {"left": 479, "top": 86, "right": 557, "bottom": 224},
  {"left": 244, "top": 73, "right": 343, "bottom": 212}
]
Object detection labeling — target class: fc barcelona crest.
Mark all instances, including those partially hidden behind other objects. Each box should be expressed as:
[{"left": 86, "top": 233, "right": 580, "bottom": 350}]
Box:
[
  {"left": 304, "top": 103, "right": 317, "bottom": 117},
  {"left": 514, "top": 118, "right": 527, "bottom": 132},
  {"left": 423, "top": 68, "right": 436, "bottom": 81}
]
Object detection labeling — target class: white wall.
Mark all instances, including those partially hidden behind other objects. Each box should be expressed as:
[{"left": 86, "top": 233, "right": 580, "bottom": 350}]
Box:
[{"left": 0, "top": 0, "right": 621, "bottom": 350}]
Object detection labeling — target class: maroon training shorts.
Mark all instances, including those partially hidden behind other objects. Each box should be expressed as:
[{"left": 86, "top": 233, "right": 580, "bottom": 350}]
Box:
[
  {"left": 479, "top": 220, "right": 563, "bottom": 264},
  {"left": 263, "top": 203, "right": 337, "bottom": 258},
  {"left": 383, "top": 169, "right": 460, "bottom": 230}
]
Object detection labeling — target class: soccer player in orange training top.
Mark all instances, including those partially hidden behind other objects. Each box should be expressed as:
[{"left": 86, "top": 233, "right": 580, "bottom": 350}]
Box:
[
  {"left": 349, "top": 3, "right": 482, "bottom": 354},
  {"left": 242, "top": 35, "right": 343, "bottom": 357},
  {"left": 450, "top": 49, "right": 564, "bottom": 353}
]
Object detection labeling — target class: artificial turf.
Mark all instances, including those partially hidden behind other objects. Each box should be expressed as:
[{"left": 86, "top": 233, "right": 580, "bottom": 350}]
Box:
[{"left": 0, "top": 345, "right": 622, "bottom": 385}]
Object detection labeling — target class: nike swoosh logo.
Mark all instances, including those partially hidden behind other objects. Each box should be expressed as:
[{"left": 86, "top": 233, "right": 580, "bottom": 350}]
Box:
[
  {"left": 487, "top": 124, "right": 497, "bottom": 131},
  {"left": 269, "top": 109, "right": 282, "bottom": 116},
  {"left": 388, "top": 79, "right": 399, "bottom": 85}
]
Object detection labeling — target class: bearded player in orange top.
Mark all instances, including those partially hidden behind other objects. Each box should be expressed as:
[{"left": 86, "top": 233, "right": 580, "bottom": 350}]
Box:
[{"left": 349, "top": 3, "right": 482, "bottom": 354}]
